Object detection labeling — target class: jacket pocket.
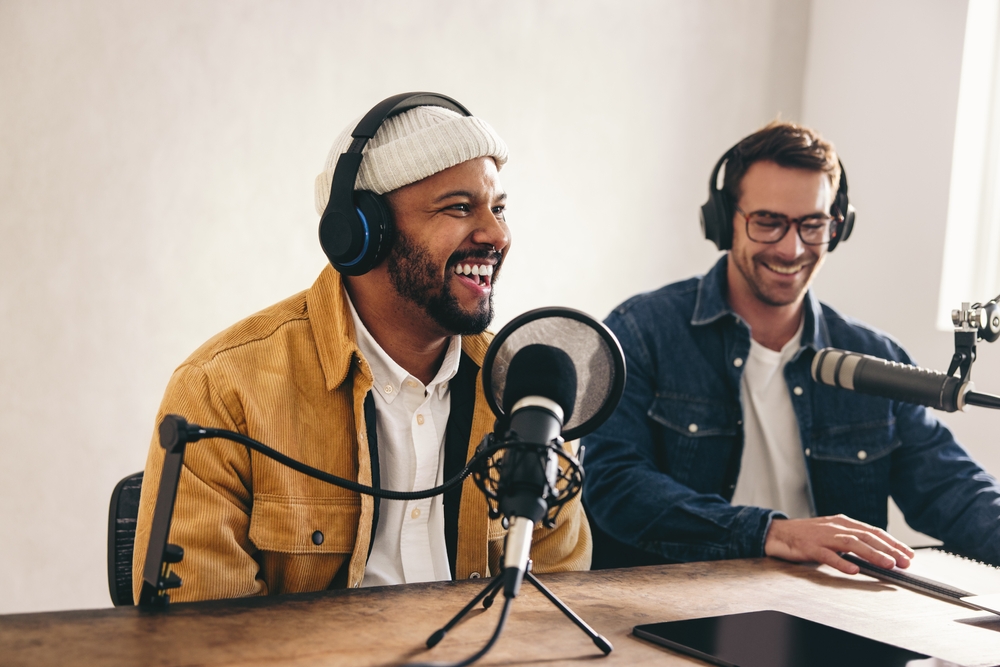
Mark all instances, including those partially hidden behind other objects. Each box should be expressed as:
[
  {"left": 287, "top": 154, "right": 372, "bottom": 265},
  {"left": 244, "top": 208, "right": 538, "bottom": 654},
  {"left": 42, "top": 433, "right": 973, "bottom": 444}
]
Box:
[
  {"left": 249, "top": 494, "right": 361, "bottom": 554},
  {"left": 647, "top": 393, "right": 739, "bottom": 488},
  {"left": 649, "top": 393, "right": 738, "bottom": 437},
  {"left": 809, "top": 420, "right": 899, "bottom": 465}
]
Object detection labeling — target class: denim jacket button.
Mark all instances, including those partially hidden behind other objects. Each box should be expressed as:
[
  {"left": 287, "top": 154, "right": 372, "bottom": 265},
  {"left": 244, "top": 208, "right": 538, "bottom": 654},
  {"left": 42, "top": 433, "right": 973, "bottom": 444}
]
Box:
[
  {"left": 804, "top": 448, "right": 811, "bottom": 457},
  {"left": 857, "top": 450, "right": 868, "bottom": 460},
  {"left": 688, "top": 423, "right": 699, "bottom": 433},
  {"left": 733, "top": 358, "right": 744, "bottom": 368},
  {"left": 793, "top": 386, "right": 804, "bottom": 396}
]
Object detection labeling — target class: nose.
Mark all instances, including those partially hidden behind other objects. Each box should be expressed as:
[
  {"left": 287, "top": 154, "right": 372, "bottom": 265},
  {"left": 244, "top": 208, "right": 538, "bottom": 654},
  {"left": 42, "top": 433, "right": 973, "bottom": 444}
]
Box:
[
  {"left": 471, "top": 207, "right": 510, "bottom": 253},
  {"left": 773, "top": 222, "right": 806, "bottom": 259}
]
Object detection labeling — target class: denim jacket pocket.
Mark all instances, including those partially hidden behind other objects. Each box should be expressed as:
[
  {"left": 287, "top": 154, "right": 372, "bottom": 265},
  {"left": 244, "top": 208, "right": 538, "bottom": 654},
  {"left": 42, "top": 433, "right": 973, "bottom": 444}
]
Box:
[
  {"left": 647, "top": 393, "right": 739, "bottom": 489},
  {"left": 808, "top": 421, "right": 899, "bottom": 524},
  {"left": 809, "top": 419, "right": 899, "bottom": 465}
]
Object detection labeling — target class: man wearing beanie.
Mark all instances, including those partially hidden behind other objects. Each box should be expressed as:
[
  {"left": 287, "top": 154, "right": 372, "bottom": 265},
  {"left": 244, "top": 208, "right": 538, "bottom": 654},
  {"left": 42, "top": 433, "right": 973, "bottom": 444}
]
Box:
[{"left": 132, "top": 96, "right": 591, "bottom": 603}]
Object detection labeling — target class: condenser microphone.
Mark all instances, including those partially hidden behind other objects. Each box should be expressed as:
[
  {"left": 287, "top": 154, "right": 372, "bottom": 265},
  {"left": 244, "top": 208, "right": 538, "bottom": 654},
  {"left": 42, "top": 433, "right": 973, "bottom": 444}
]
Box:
[
  {"left": 811, "top": 348, "right": 972, "bottom": 412},
  {"left": 498, "top": 344, "right": 577, "bottom": 598}
]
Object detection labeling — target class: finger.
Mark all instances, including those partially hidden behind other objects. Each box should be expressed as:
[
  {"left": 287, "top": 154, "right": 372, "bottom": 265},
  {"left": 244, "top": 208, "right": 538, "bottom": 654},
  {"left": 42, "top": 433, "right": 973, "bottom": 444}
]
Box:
[
  {"left": 873, "top": 530, "right": 915, "bottom": 559},
  {"left": 834, "top": 534, "right": 899, "bottom": 569},
  {"left": 847, "top": 529, "right": 913, "bottom": 566},
  {"left": 811, "top": 546, "right": 861, "bottom": 575},
  {"left": 825, "top": 516, "right": 915, "bottom": 560}
]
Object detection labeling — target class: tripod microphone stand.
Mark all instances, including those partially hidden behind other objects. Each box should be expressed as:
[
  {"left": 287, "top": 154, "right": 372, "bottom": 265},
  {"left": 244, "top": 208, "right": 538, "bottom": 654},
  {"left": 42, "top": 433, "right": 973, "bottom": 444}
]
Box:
[{"left": 424, "top": 558, "right": 613, "bottom": 656}]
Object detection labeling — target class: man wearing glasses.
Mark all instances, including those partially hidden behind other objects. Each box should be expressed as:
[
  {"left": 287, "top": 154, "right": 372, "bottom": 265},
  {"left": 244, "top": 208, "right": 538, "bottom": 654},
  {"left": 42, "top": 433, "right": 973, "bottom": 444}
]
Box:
[{"left": 583, "top": 121, "right": 1000, "bottom": 572}]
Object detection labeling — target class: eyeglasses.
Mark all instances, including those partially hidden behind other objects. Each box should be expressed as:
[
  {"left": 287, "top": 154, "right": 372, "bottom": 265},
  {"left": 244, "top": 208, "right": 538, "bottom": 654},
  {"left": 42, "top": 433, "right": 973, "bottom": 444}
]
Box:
[{"left": 735, "top": 205, "right": 841, "bottom": 246}]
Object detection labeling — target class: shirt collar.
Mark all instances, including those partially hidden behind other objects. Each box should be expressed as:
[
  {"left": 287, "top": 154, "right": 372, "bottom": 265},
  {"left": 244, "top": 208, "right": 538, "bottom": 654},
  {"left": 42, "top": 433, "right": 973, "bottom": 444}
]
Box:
[
  {"left": 345, "top": 290, "right": 461, "bottom": 403},
  {"left": 692, "top": 254, "right": 830, "bottom": 351}
]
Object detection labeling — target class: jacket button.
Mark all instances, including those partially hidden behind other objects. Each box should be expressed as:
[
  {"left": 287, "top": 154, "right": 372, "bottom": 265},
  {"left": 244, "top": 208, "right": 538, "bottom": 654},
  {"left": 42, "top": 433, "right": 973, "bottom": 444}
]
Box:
[
  {"left": 470, "top": 572, "right": 481, "bottom": 579},
  {"left": 733, "top": 358, "right": 744, "bottom": 368},
  {"left": 857, "top": 450, "right": 868, "bottom": 461},
  {"left": 688, "top": 423, "right": 699, "bottom": 433},
  {"left": 312, "top": 530, "right": 324, "bottom": 545},
  {"left": 793, "top": 386, "right": 804, "bottom": 396},
  {"left": 804, "top": 448, "right": 811, "bottom": 457}
]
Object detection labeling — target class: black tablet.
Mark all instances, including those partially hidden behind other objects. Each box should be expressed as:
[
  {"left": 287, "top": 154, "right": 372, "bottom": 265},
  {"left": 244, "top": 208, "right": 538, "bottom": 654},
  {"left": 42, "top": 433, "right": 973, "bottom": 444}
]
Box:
[{"left": 633, "top": 610, "right": 960, "bottom": 667}]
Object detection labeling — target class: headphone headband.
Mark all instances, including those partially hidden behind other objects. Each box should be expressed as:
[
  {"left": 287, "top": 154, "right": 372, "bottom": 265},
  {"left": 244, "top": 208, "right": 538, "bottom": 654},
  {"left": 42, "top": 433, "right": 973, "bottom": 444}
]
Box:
[{"left": 348, "top": 93, "right": 471, "bottom": 142}]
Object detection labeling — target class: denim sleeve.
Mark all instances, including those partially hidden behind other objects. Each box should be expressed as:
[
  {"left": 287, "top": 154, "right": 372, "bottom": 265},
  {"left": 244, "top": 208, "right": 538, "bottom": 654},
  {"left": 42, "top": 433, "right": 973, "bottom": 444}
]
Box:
[
  {"left": 582, "top": 308, "right": 782, "bottom": 563},
  {"left": 890, "top": 400, "right": 1000, "bottom": 565}
]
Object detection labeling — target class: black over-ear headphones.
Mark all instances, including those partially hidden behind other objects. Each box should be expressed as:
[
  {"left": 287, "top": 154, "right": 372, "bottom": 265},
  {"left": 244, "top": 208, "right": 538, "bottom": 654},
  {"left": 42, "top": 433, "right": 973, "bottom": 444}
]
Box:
[
  {"left": 699, "top": 145, "right": 856, "bottom": 252},
  {"left": 319, "top": 92, "right": 472, "bottom": 276}
]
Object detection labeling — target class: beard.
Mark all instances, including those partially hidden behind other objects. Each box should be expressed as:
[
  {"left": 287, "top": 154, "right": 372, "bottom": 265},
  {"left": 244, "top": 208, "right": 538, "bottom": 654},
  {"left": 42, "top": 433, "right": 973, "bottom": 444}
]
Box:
[{"left": 385, "top": 231, "right": 498, "bottom": 335}]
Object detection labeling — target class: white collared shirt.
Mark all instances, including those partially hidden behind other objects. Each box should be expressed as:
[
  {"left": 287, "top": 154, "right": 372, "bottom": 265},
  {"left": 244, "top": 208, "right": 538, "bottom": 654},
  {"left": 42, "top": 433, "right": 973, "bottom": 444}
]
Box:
[
  {"left": 731, "top": 318, "right": 814, "bottom": 519},
  {"left": 346, "top": 294, "right": 461, "bottom": 587}
]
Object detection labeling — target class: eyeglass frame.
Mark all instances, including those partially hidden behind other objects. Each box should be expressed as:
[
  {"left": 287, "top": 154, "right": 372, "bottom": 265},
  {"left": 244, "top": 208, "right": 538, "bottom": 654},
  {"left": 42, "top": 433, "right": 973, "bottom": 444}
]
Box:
[{"left": 734, "top": 205, "right": 843, "bottom": 246}]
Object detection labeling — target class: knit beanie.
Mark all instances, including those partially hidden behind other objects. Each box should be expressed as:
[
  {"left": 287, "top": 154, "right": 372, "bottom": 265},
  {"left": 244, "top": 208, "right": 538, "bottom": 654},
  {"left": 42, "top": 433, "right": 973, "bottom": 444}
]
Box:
[{"left": 314, "top": 105, "right": 509, "bottom": 216}]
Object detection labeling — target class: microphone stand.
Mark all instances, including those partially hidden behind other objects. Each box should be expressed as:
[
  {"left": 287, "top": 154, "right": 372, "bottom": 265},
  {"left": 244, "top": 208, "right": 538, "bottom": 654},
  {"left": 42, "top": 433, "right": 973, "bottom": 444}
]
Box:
[
  {"left": 949, "top": 300, "right": 1000, "bottom": 411},
  {"left": 423, "top": 559, "right": 613, "bottom": 656}
]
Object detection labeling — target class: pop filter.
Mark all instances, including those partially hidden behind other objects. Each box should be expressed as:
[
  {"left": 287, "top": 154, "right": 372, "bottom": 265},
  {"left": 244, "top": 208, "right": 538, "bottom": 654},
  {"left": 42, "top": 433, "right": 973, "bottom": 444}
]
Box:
[{"left": 482, "top": 307, "right": 626, "bottom": 441}]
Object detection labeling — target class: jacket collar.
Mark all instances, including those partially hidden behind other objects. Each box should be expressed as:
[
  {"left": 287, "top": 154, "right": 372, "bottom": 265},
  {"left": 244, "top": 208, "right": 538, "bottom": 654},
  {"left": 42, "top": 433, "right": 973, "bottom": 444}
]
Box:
[
  {"left": 306, "top": 265, "right": 491, "bottom": 392},
  {"left": 691, "top": 254, "right": 830, "bottom": 351}
]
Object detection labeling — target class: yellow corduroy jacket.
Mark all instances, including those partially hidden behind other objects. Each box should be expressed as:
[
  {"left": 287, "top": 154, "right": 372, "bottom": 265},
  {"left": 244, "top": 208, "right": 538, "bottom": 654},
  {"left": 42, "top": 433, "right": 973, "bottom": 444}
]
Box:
[{"left": 133, "top": 265, "right": 591, "bottom": 602}]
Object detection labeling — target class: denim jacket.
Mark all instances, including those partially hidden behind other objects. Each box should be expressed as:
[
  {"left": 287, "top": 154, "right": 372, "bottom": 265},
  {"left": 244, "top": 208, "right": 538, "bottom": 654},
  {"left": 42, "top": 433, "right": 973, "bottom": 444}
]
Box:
[{"left": 583, "top": 256, "right": 1000, "bottom": 568}]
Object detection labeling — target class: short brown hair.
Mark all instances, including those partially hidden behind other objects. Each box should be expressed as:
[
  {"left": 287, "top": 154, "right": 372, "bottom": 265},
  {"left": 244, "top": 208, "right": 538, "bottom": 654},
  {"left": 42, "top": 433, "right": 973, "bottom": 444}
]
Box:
[{"left": 723, "top": 121, "right": 841, "bottom": 204}]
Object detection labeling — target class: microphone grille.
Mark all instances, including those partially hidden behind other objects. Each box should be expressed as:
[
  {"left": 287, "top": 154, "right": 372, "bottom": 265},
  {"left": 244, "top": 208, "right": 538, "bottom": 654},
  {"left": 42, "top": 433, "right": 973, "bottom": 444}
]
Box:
[{"left": 502, "top": 344, "right": 577, "bottom": 422}]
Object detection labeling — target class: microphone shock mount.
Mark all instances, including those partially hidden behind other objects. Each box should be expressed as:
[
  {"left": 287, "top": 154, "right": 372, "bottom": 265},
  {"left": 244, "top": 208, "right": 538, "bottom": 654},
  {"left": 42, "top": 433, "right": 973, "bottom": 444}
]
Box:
[{"left": 470, "top": 432, "right": 584, "bottom": 529}]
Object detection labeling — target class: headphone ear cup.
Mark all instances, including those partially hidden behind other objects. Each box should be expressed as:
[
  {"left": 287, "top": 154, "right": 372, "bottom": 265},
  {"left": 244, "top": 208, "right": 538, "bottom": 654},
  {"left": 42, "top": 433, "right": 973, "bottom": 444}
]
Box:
[
  {"left": 827, "top": 197, "right": 855, "bottom": 252},
  {"left": 827, "top": 159, "right": 854, "bottom": 252},
  {"left": 840, "top": 203, "right": 856, "bottom": 243},
  {"left": 321, "top": 190, "right": 394, "bottom": 276},
  {"left": 344, "top": 190, "right": 394, "bottom": 275},
  {"left": 700, "top": 190, "right": 733, "bottom": 251}
]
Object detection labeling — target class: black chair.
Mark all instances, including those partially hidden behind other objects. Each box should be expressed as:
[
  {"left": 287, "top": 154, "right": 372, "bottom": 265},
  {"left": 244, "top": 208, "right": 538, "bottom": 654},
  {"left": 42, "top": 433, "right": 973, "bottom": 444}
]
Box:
[{"left": 108, "top": 472, "right": 143, "bottom": 607}]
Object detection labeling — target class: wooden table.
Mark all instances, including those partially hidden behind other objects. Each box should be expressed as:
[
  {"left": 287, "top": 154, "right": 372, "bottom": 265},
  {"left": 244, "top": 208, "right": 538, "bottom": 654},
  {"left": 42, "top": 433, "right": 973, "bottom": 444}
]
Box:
[{"left": 3, "top": 558, "right": 1000, "bottom": 666}]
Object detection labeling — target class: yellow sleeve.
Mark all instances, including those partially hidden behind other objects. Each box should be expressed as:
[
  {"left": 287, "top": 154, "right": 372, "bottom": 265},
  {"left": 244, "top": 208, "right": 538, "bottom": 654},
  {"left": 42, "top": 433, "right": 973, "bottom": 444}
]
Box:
[{"left": 132, "top": 363, "right": 264, "bottom": 603}]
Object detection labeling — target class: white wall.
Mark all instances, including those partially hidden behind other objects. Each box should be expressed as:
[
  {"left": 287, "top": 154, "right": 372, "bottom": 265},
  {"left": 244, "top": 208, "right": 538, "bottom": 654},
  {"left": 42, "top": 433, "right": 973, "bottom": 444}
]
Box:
[{"left": 0, "top": 0, "right": 989, "bottom": 614}]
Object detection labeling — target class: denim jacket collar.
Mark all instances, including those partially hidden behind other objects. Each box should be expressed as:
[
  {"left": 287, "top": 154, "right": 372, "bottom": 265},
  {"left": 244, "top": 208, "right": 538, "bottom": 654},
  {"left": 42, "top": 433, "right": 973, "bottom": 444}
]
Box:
[{"left": 691, "top": 255, "right": 831, "bottom": 354}]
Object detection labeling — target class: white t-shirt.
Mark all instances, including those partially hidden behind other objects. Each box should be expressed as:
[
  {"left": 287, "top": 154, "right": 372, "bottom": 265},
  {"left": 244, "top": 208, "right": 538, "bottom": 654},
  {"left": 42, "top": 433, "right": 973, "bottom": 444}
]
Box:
[
  {"left": 730, "top": 321, "right": 814, "bottom": 519},
  {"left": 347, "top": 295, "right": 460, "bottom": 587}
]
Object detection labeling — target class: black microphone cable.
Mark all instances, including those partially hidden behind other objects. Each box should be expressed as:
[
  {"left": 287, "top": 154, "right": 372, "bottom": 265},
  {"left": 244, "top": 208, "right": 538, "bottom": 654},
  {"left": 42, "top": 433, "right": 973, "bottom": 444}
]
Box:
[{"left": 172, "top": 417, "right": 507, "bottom": 501}]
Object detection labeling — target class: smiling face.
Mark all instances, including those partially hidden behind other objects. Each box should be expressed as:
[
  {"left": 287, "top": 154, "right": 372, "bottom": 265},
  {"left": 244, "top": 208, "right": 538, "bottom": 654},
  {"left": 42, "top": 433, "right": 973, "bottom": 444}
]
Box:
[
  {"left": 382, "top": 156, "right": 509, "bottom": 336},
  {"left": 727, "top": 160, "right": 833, "bottom": 310}
]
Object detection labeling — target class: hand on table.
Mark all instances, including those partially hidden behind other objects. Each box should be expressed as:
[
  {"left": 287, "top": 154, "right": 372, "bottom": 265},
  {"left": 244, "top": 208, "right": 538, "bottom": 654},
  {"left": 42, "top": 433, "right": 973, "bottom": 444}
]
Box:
[{"left": 764, "top": 514, "right": 915, "bottom": 575}]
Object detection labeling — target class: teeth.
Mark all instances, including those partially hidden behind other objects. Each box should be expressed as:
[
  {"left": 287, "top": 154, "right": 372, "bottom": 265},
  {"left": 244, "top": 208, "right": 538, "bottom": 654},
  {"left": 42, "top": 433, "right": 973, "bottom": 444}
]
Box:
[
  {"left": 453, "top": 263, "right": 495, "bottom": 277},
  {"left": 766, "top": 263, "right": 803, "bottom": 275}
]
